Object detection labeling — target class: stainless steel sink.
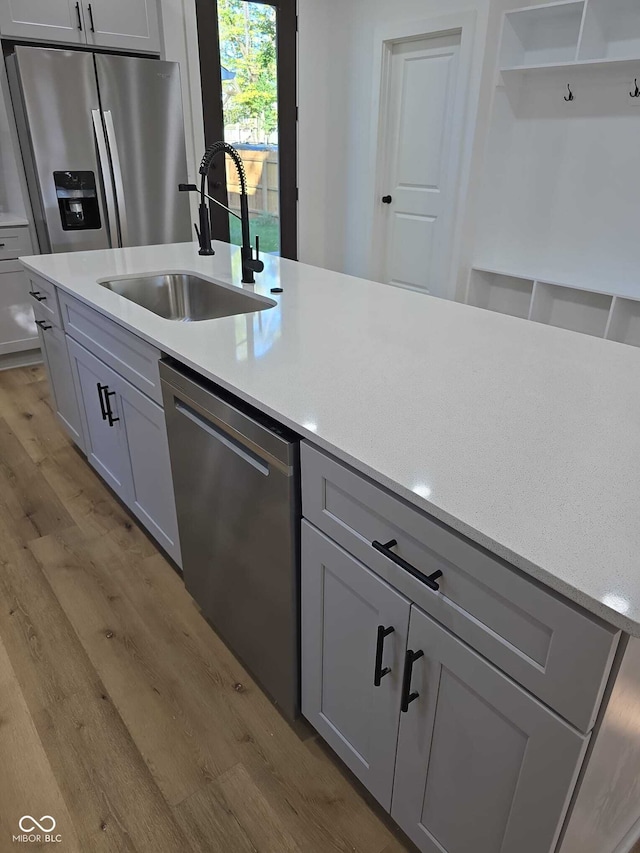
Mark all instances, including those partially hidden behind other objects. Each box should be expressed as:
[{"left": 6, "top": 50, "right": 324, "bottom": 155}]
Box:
[{"left": 99, "top": 273, "right": 276, "bottom": 321}]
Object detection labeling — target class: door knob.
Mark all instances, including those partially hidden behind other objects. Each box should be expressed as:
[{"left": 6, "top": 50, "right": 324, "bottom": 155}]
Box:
[{"left": 382, "top": 195, "right": 393, "bottom": 204}]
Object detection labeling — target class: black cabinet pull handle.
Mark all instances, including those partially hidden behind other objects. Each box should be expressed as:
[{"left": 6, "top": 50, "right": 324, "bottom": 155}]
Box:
[
  {"left": 87, "top": 3, "right": 95, "bottom": 31},
  {"left": 372, "top": 539, "right": 443, "bottom": 592},
  {"left": 382, "top": 195, "right": 392, "bottom": 204},
  {"left": 0, "top": 242, "right": 5, "bottom": 248},
  {"left": 374, "top": 625, "right": 394, "bottom": 687},
  {"left": 97, "top": 383, "right": 109, "bottom": 421},
  {"left": 75, "top": 1, "right": 83, "bottom": 29},
  {"left": 29, "top": 290, "right": 47, "bottom": 302},
  {"left": 401, "top": 649, "right": 424, "bottom": 713},
  {"left": 35, "top": 320, "right": 52, "bottom": 331},
  {"left": 105, "top": 388, "right": 120, "bottom": 426}
]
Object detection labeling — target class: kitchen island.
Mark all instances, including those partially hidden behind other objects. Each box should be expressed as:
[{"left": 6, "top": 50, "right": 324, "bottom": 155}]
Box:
[{"left": 20, "top": 241, "right": 640, "bottom": 853}]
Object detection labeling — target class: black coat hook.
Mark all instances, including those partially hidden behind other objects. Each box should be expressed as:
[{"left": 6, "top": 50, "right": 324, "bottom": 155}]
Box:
[
  {"left": 631, "top": 79, "right": 640, "bottom": 98},
  {"left": 564, "top": 84, "right": 574, "bottom": 102}
]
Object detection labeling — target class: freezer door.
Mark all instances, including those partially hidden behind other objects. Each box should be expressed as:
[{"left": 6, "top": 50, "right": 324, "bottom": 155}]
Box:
[
  {"left": 95, "top": 54, "right": 192, "bottom": 248},
  {"left": 7, "top": 47, "right": 114, "bottom": 253}
]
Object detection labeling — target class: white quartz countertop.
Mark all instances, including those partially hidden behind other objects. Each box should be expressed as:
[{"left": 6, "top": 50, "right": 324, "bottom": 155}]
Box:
[
  {"left": 20, "top": 242, "right": 640, "bottom": 636},
  {"left": 0, "top": 213, "right": 29, "bottom": 227}
]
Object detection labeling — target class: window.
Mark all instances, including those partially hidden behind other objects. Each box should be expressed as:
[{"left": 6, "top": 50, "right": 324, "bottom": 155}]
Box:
[{"left": 195, "top": 0, "right": 297, "bottom": 260}]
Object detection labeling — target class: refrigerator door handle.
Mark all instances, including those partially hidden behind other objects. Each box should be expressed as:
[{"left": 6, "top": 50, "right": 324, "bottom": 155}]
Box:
[
  {"left": 103, "top": 109, "right": 129, "bottom": 247},
  {"left": 91, "top": 109, "right": 119, "bottom": 248}
]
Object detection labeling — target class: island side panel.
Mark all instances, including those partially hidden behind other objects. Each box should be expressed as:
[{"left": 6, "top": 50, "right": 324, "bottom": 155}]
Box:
[{"left": 559, "top": 635, "right": 640, "bottom": 853}]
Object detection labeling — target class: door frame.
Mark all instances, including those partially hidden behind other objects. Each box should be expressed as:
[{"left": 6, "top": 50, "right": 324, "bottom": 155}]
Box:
[
  {"left": 370, "top": 12, "right": 477, "bottom": 297},
  {"left": 194, "top": 0, "right": 298, "bottom": 260}
]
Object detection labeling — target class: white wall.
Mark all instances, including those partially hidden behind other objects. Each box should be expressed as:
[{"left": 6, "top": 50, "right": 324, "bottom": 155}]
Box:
[{"left": 298, "top": 0, "right": 493, "bottom": 290}]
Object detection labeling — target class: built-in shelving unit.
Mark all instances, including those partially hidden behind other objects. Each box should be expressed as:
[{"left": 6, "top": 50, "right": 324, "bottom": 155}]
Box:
[
  {"left": 466, "top": 267, "right": 640, "bottom": 346},
  {"left": 499, "top": 0, "right": 640, "bottom": 71},
  {"left": 464, "top": 0, "right": 640, "bottom": 343},
  {"left": 500, "top": 1, "right": 585, "bottom": 70}
]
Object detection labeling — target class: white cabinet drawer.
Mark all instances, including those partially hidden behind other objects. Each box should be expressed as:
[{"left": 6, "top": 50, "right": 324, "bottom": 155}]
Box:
[
  {"left": 59, "top": 290, "right": 162, "bottom": 404},
  {"left": 301, "top": 442, "right": 619, "bottom": 732},
  {"left": 26, "top": 271, "right": 61, "bottom": 327},
  {"left": 0, "top": 226, "right": 32, "bottom": 261}
]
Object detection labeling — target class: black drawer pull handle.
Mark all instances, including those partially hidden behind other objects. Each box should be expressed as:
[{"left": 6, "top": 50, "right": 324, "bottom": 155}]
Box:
[
  {"left": 401, "top": 649, "right": 424, "bottom": 713},
  {"left": 35, "top": 320, "right": 52, "bottom": 331},
  {"left": 104, "top": 388, "right": 120, "bottom": 426},
  {"left": 372, "top": 539, "right": 443, "bottom": 592},
  {"left": 374, "top": 625, "right": 394, "bottom": 687},
  {"left": 97, "top": 383, "right": 109, "bottom": 421},
  {"left": 0, "top": 242, "right": 5, "bottom": 248},
  {"left": 29, "top": 290, "right": 47, "bottom": 302}
]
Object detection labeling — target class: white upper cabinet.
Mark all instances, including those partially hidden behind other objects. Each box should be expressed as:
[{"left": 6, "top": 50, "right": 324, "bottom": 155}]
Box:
[
  {"left": 0, "top": 0, "right": 87, "bottom": 44},
  {"left": 0, "top": 0, "right": 160, "bottom": 53},
  {"left": 84, "top": 0, "right": 160, "bottom": 54}
]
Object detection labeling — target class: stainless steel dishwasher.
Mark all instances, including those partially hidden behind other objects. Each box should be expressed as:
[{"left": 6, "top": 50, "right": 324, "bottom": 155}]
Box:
[{"left": 160, "top": 359, "right": 300, "bottom": 720}]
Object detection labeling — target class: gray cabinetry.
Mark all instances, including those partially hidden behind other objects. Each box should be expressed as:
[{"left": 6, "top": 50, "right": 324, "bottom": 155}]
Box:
[
  {"left": 392, "top": 605, "right": 589, "bottom": 853},
  {"left": 301, "top": 442, "right": 618, "bottom": 733},
  {"left": 68, "top": 336, "right": 131, "bottom": 500},
  {"left": 67, "top": 336, "right": 181, "bottom": 565},
  {"left": 84, "top": 0, "right": 160, "bottom": 53},
  {"left": 300, "top": 442, "right": 621, "bottom": 853},
  {"left": 35, "top": 314, "right": 84, "bottom": 450},
  {"left": 0, "top": 260, "right": 38, "bottom": 355},
  {"left": 301, "top": 521, "right": 410, "bottom": 809},
  {"left": 0, "top": 0, "right": 86, "bottom": 45},
  {"left": 0, "top": 0, "right": 160, "bottom": 52},
  {"left": 0, "top": 228, "right": 37, "bottom": 357}
]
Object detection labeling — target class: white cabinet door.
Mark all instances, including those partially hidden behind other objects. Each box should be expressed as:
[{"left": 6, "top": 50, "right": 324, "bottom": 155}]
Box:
[
  {"left": 0, "top": 0, "right": 86, "bottom": 44},
  {"left": 0, "top": 261, "right": 38, "bottom": 355},
  {"left": 301, "top": 522, "right": 410, "bottom": 810},
  {"left": 37, "top": 321, "right": 85, "bottom": 451},
  {"left": 119, "top": 378, "right": 181, "bottom": 566},
  {"left": 67, "top": 337, "right": 132, "bottom": 502},
  {"left": 67, "top": 336, "right": 180, "bottom": 564},
  {"left": 83, "top": 0, "right": 160, "bottom": 53},
  {"left": 392, "top": 605, "right": 589, "bottom": 853}
]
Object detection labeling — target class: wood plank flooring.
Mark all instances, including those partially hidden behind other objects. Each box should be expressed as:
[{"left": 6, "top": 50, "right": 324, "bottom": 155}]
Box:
[{"left": 0, "top": 365, "right": 413, "bottom": 853}]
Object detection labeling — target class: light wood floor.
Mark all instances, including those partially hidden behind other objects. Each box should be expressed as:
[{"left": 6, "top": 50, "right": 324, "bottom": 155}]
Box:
[{"left": 0, "top": 365, "right": 413, "bottom": 853}]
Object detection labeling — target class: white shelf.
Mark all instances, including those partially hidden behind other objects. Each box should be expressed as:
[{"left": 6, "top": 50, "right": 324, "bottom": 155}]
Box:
[
  {"left": 500, "top": 55, "right": 640, "bottom": 74},
  {"left": 471, "top": 266, "right": 640, "bottom": 301},
  {"left": 466, "top": 268, "right": 640, "bottom": 348},
  {"left": 500, "top": 1, "right": 585, "bottom": 70},
  {"left": 606, "top": 297, "right": 640, "bottom": 346},
  {"left": 578, "top": 0, "right": 640, "bottom": 62},
  {"left": 467, "top": 270, "right": 534, "bottom": 319},
  {"left": 499, "top": 0, "right": 640, "bottom": 72},
  {"left": 530, "top": 282, "right": 612, "bottom": 337}
]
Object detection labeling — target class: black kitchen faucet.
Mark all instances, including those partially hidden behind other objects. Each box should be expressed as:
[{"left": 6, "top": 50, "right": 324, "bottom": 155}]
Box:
[{"left": 178, "top": 141, "right": 264, "bottom": 284}]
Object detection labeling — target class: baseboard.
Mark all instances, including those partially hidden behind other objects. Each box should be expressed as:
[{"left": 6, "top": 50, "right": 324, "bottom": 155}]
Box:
[{"left": 0, "top": 348, "right": 42, "bottom": 371}]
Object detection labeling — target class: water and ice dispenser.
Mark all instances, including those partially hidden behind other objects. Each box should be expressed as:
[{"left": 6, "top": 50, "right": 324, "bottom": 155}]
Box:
[{"left": 53, "top": 171, "right": 101, "bottom": 231}]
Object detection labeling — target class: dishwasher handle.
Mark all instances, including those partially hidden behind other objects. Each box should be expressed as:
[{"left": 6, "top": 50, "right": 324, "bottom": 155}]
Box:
[{"left": 175, "top": 400, "right": 270, "bottom": 477}]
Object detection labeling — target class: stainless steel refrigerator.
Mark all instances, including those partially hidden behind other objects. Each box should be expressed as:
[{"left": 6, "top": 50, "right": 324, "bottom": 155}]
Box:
[{"left": 7, "top": 45, "right": 192, "bottom": 254}]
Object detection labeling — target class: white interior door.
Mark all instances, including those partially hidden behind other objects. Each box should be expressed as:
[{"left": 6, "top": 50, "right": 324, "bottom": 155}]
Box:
[{"left": 379, "top": 33, "right": 462, "bottom": 296}]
